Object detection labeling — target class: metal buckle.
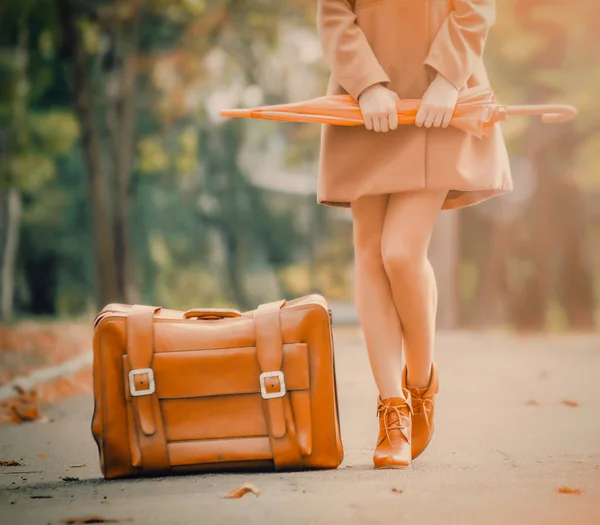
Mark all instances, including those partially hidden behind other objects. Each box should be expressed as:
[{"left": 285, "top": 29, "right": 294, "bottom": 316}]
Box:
[
  {"left": 259, "top": 371, "right": 286, "bottom": 399},
  {"left": 128, "top": 368, "right": 156, "bottom": 397}
]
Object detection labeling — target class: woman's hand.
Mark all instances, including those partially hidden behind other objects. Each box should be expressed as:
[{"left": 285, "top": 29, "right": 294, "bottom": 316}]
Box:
[
  {"left": 415, "top": 74, "right": 459, "bottom": 129},
  {"left": 358, "top": 84, "right": 399, "bottom": 133}
]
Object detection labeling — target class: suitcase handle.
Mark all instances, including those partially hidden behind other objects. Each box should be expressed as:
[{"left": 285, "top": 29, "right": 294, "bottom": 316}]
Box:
[{"left": 184, "top": 308, "right": 242, "bottom": 320}]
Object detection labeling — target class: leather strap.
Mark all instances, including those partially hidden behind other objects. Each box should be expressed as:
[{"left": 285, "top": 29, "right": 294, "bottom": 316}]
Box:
[
  {"left": 126, "top": 305, "right": 170, "bottom": 471},
  {"left": 254, "top": 300, "right": 303, "bottom": 470}
]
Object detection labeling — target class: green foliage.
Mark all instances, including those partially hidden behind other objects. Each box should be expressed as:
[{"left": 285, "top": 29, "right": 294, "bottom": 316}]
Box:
[
  {"left": 1, "top": 0, "right": 596, "bottom": 326},
  {"left": 137, "top": 135, "right": 169, "bottom": 174},
  {"left": 30, "top": 111, "right": 79, "bottom": 155}
]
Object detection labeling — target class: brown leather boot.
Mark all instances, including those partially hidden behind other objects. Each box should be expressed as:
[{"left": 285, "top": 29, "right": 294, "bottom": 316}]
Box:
[
  {"left": 373, "top": 393, "right": 413, "bottom": 469},
  {"left": 402, "top": 363, "right": 439, "bottom": 460}
]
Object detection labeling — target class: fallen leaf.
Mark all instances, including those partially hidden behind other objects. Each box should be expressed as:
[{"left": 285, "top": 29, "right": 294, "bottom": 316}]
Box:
[
  {"left": 223, "top": 482, "right": 261, "bottom": 499},
  {"left": 558, "top": 487, "right": 585, "bottom": 495},
  {"left": 16, "top": 406, "right": 42, "bottom": 421},
  {"left": 38, "top": 453, "right": 46, "bottom": 458},
  {"left": 8, "top": 403, "right": 44, "bottom": 423},
  {"left": 60, "top": 516, "right": 132, "bottom": 524},
  {"left": 0, "top": 460, "right": 25, "bottom": 467},
  {"left": 391, "top": 488, "right": 403, "bottom": 494},
  {"left": 561, "top": 399, "right": 579, "bottom": 408},
  {"left": 525, "top": 400, "right": 540, "bottom": 406},
  {"left": 13, "top": 385, "right": 27, "bottom": 396},
  {"left": 3, "top": 386, "right": 45, "bottom": 425}
]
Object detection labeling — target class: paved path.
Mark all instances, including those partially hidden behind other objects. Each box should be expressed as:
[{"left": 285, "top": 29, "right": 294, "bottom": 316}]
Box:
[{"left": 1, "top": 329, "right": 599, "bottom": 525}]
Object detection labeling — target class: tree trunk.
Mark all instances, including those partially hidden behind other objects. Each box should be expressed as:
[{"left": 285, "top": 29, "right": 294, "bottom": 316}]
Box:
[
  {"left": 222, "top": 225, "right": 252, "bottom": 311},
  {"left": 507, "top": 178, "right": 554, "bottom": 330},
  {"left": 504, "top": 3, "right": 593, "bottom": 331},
  {"left": 55, "top": 0, "right": 120, "bottom": 306},
  {"left": 471, "top": 213, "right": 511, "bottom": 328},
  {"left": 107, "top": 17, "right": 140, "bottom": 305},
  {"left": 554, "top": 139, "right": 595, "bottom": 330},
  {"left": 0, "top": 188, "right": 20, "bottom": 320},
  {"left": 557, "top": 180, "right": 595, "bottom": 329},
  {"left": 0, "top": 21, "right": 27, "bottom": 320},
  {"left": 429, "top": 209, "right": 460, "bottom": 329}
]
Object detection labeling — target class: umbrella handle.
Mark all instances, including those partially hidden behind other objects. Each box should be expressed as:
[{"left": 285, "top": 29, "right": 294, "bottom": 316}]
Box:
[
  {"left": 221, "top": 109, "right": 254, "bottom": 118},
  {"left": 506, "top": 104, "right": 577, "bottom": 124}
]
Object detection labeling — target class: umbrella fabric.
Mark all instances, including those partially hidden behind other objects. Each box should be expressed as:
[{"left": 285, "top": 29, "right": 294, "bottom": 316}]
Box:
[{"left": 220, "top": 86, "right": 576, "bottom": 140}]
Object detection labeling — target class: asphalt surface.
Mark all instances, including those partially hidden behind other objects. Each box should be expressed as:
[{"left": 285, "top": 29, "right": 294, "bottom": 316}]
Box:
[{"left": 1, "top": 328, "right": 599, "bottom": 525}]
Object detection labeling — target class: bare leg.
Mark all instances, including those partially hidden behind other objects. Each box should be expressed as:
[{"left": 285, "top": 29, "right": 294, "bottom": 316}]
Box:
[
  {"left": 351, "top": 194, "right": 405, "bottom": 399},
  {"left": 381, "top": 190, "right": 447, "bottom": 388}
]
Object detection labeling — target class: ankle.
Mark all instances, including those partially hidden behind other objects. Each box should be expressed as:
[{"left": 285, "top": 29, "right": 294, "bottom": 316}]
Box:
[
  {"left": 406, "top": 370, "right": 431, "bottom": 390},
  {"left": 378, "top": 389, "right": 407, "bottom": 402}
]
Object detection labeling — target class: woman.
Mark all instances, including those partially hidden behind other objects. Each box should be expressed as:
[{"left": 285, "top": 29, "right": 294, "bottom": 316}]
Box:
[{"left": 316, "top": 0, "right": 512, "bottom": 468}]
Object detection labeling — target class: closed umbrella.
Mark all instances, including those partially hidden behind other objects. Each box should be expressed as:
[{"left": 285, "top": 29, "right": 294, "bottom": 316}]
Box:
[{"left": 221, "top": 86, "right": 577, "bottom": 139}]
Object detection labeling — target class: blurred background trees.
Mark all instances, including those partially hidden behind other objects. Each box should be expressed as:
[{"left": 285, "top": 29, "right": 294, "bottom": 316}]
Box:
[{"left": 0, "top": 0, "right": 597, "bottom": 331}]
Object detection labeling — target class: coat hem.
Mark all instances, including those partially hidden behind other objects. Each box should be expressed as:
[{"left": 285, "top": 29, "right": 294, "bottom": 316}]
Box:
[{"left": 317, "top": 186, "right": 513, "bottom": 211}]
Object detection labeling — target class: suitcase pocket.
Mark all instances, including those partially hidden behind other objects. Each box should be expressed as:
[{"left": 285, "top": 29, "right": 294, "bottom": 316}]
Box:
[{"left": 123, "top": 343, "right": 312, "bottom": 468}]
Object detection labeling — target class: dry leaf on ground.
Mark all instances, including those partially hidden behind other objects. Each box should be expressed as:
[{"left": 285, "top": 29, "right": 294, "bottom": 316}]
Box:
[
  {"left": 0, "top": 460, "right": 25, "bottom": 466},
  {"left": 60, "top": 516, "right": 133, "bottom": 524},
  {"left": 1, "top": 357, "right": 92, "bottom": 427},
  {"left": 525, "top": 400, "right": 540, "bottom": 406},
  {"left": 558, "top": 487, "right": 585, "bottom": 495},
  {"left": 38, "top": 453, "right": 46, "bottom": 458},
  {"left": 561, "top": 399, "right": 579, "bottom": 408},
  {"left": 1, "top": 386, "right": 46, "bottom": 425},
  {"left": 223, "top": 482, "right": 261, "bottom": 499},
  {"left": 391, "top": 488, "right": 403, "bottom": 494},
  {"left": 15, "top": 406, "right": 42, "bottom": 421},
  {"left": 13, "top": 385, "right": 27, "bottom": 396}
]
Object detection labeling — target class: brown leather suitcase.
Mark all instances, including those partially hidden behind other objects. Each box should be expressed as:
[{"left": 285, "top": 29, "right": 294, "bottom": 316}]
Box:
[{"left": 91, "top": 294, "right": 344, "bottom": 479}]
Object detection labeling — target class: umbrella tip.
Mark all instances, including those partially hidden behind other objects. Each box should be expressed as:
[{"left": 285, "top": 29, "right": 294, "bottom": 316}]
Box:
[{"left": 541, "top": 104, "right": 578, "bottom": 124}]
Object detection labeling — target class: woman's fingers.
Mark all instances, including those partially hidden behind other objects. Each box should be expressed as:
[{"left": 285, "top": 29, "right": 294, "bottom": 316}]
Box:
[
  {"left": 379, "top": 115, "right": 389, "bottom": 133},
  {"left": 433, "top": 112, "right": 445, "bottom": 128},
  {"left": 415, "top": 106, "right": 427, "bottom": 127},
  {"left": 441, "top": 110, "right": 453, "bottom": 128},
  {"left": 424, "top": 110, "right": 436, "bottom": 128},
  {"left": 358, "top": 85, "right": 400, "bottom": 133},
  {"left": 367, "top": 108, "right": 452, "bottom": 130},
  {"left": 416, "top": 106, "right": 454, "bottom": 129},
  {"left": 365, "top": 108, "right": 395, "bottom": 133},
  {"left": 415, "top": 75, "right": 459, "bottom": 130},
  {"left": 388, "top": 107, "right": 398, "bottom": 130}
]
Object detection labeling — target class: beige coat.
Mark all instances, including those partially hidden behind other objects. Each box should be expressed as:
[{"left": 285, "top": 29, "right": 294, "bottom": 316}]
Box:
[{"left": 316, "top": 0, "right": 512, "bottom": 210}]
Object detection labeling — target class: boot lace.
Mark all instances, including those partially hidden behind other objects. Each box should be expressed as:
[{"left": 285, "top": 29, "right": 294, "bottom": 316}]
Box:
[
  {"left": 407, "top": 387, "right": 434, "bottom": 430},
  {"left": 377, "top": 398, "right": 413, "bottom": 446}
]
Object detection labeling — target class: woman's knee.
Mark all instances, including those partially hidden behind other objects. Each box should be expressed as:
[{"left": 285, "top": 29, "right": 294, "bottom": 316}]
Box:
[
  {"left": 381, "top": 242, "right": 426, "bottom": 278},
  {"left": 352, "top": 195, "right": 388, "bottom": 269},
  {"left": 354, "top": 236, "right": 385, "bottom": 270}
]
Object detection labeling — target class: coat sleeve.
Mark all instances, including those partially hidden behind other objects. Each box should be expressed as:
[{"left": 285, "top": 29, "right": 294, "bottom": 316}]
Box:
[
  {"left": 317, "top": 0, "right": 391, "bottom": 100},
  {"left": 423, "top": 0, "right": 495, "bottom": 91}
]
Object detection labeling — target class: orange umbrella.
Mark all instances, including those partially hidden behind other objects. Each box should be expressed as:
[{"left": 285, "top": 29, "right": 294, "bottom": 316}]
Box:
[{"left": 221, "top": 86, "right": 577, "bottom": 139}]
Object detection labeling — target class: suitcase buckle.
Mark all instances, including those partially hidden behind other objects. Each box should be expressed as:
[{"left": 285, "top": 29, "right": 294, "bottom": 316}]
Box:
[
  {"left": 259, "top": 371, "right": 286, "bottom": 399},
  {"left": 129, "top": 368, "right": 156, "bottom": 397}
]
